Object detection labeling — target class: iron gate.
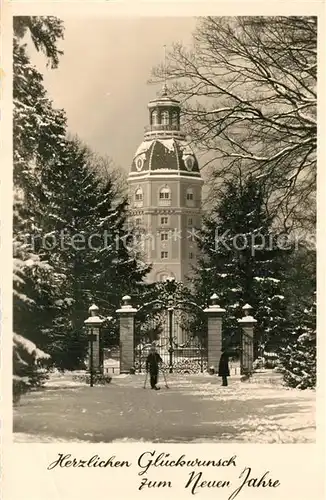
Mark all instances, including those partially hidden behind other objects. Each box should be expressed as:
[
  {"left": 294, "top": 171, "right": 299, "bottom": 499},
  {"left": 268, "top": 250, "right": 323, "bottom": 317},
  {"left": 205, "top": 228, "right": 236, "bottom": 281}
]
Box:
[{"left": 134, "top": 299, "right": 207, "bottom": 374}]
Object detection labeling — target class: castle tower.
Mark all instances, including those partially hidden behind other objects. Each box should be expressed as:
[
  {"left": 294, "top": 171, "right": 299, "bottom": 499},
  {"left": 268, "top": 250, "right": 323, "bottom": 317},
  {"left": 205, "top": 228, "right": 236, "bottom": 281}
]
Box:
[{"left": 128, "top": 85, "right": 203, "bottom": 283}]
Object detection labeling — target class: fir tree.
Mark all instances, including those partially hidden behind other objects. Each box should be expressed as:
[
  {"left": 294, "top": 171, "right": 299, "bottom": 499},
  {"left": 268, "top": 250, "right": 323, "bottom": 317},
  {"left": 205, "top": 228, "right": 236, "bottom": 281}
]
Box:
[
  {"left": 13, "top": 17, "right": 150, "bottom": 374},
  {"left": 37, "top": 138, "right": 150, "bottom": 367},
  {"left": 13, "top": 16, "right": 67, "bottom": 395},
  {"left": 279, "top": 296, "right": 316, "bottom": 389},
  {"left": 192, "top": 173, "right": 292, "bottom": 355},
  {"left": 13, "top": 16, "right": 66, "bottom": 203},
  {"left": 284, "top": 244, "right": 316, "bottom": 315}
]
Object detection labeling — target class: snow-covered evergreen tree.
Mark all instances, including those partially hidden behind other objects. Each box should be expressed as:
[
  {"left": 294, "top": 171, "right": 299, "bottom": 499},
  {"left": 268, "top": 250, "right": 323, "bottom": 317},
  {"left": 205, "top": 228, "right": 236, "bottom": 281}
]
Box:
[
  {"left": 13, "top": 16, "right": 66, "bottom": 204},
  {"left": 13, "top": 17, "right": 150, "bottom": 375},
  {"left": 279, "top": 296, "right": 316, "bottom": 389},
  {"left": 37, "top": 138, "right": 150, "bottom": 366},
  {"left": 192, "top": 173, "right": 292, "bottom": 355},
  {"left": 13, "top": 17, "right": 68, "bottom": 396},
  {"left": 283, "top": 244, "right": 316, "bottom": 315},
  {"left": 13, "top": 333, "right": 50, "bottom": 402}
]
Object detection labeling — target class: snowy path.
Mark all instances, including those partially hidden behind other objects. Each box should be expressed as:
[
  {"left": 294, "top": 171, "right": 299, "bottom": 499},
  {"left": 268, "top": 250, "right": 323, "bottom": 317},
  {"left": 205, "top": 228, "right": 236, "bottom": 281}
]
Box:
[{"left": 13, "top": 373, "right": 315, "bottom": 443}]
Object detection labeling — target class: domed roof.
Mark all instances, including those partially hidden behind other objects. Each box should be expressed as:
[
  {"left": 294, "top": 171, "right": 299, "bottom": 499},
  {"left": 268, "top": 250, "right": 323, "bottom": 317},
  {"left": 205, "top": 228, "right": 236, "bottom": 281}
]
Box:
[
  {"left": 130, "top": 137, "right": 200, "bottom": 177},
  {"left": 129, "top": 85, "right": 201, "bottom": 179}
]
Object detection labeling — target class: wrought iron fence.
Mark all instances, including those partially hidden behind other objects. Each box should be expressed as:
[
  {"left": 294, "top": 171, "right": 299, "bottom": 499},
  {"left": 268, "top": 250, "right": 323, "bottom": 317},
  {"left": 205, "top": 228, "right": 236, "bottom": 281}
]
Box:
[{"left": 134, "top": 299, "right": 208, "bottom": 374}]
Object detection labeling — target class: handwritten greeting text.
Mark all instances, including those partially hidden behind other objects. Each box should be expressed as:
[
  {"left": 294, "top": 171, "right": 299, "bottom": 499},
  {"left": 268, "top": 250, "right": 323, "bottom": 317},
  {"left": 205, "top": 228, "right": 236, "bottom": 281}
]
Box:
[{"left": 46, "top": 450, "right": 281, "bottom": 499}]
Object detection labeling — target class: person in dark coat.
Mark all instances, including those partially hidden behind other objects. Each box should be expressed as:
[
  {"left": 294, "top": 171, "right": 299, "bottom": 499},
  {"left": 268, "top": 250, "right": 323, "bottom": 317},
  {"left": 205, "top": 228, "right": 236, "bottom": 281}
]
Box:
[
  {"left": 146, "top": 345, "right": 163, "bottom": 390},
  {"left": 218, "top": 350, "right": 230, "bottom": 386}
]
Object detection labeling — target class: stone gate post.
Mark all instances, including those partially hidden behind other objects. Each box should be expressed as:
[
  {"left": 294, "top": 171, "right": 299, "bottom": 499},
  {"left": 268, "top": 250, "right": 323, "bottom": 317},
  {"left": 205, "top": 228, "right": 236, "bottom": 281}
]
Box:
[
  {"left": 238, "top": 303, "right": 257, "bottom": 375},
  {"left": 116, "top": 295, "right": 137, "bottom": 374},
  {"left": 204, "top": 293, "right": 225, "bottom": 373},
  {"left": 84, "top": 304, "right": 105, "bottom": 384}
]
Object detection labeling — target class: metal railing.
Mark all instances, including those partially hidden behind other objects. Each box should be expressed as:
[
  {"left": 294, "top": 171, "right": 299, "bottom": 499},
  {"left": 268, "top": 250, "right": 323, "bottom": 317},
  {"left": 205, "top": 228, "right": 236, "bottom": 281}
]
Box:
[
  {"left": 158, "top": 199, "right": 172, "bottom": 206},
  {"left": 145, "top": 124, "right": 179, "bottom": 132},
  {"left": 144, "top": 130, "right": 186, "bottom": 140}
]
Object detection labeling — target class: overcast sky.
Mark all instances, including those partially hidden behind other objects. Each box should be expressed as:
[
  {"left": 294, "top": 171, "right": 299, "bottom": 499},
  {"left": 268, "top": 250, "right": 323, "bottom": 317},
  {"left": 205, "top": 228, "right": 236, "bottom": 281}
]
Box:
[{"left": 32, "top": 17, "right": 198, "bottom": 172}]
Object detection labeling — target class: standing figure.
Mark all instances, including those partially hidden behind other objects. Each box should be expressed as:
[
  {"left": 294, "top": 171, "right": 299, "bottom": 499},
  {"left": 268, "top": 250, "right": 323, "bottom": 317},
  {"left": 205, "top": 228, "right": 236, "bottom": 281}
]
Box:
[
  {"left": 146, "top": 345, "right": 162, "bottom": 390},
  {"left": 218, "top": 350, "right": 230, "bottom": 387}
]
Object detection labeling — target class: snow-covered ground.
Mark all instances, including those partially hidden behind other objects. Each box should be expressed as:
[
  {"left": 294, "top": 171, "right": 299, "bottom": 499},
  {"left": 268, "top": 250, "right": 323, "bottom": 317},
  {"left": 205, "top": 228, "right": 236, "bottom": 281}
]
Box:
[
  {"left": 14, "top": 433, "right": 87, "bottom": 443},
  {"left": 14, "top": 370, "right": 315, "bottom": 444}
]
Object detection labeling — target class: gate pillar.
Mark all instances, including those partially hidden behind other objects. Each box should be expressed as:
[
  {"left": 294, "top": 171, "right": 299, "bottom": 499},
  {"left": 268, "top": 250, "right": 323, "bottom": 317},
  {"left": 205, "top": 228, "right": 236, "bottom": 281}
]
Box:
[
  {"left": 238, "top": 303, "right": 257, "bottom": 375},
  {"left": 116, "top": 295, "right": 137, "bottom": 374},
  {"left": 84, "top": 304, "right": 105, "bottom": 386},
  {"left": 204, "top": 293, "right": 225, "bottom": 373}
]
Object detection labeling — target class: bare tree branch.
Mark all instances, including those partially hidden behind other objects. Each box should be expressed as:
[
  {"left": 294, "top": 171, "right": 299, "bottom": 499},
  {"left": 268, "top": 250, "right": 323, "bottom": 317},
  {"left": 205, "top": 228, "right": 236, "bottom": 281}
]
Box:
[{"left": 151, "top": 16, "right": 317, "bottom": 229}]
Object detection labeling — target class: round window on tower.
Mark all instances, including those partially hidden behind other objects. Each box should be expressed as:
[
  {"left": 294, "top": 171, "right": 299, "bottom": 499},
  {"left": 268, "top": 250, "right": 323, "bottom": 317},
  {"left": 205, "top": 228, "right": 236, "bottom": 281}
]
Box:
[
  {"left": 136, "top": 156, "right": 144, "bottom": 171},
  {"left": 185, "top": 156, "right": 195, "bottom": 171}
]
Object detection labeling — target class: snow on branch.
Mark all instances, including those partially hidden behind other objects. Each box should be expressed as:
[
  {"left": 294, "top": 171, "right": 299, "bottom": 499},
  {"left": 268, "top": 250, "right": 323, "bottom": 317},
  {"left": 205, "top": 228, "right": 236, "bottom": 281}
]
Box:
[{"left": 13, "top": 333, "right": 50, "bottom": 361}]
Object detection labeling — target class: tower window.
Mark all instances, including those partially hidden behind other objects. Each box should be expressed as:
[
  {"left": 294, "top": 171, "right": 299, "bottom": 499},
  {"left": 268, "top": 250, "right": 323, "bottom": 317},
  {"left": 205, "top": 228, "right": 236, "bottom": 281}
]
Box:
[
  {"left": 160, "top": 216, "right": 169, "bottom": 226},
  {"left": 161, "top": 111, "right": 169, "bottom": 126},
  {"left": 186, "top": 188, "right": 195, "bottom": 207},
  {"left": 152, "top": 110, "right": 159, "bottom": 126},
  {"left": 189, "top": 252, "right": 194, "bottom": 260},
  {"left": 158, "top": 186, "right": 171, "bottom": 206},
  {"left": 188, "top": 217, "right": 193, "bottom": 226},
  {"left": 171, "top": 111, "right": 178, "bottom": 128},
  {"left": 160, "top": 233, "right": 169, "bottom": 241},
  {"left": 134, "top": 187, "right": 144, "bottom": 207},
  {"left": 161, "top": 251, "right": 168, "bottom": 259},
  {"left": 135, "top": 188, "right": 143, "bottom": 201},
  {"left": 160, "top": 190, "right": 170, "bottom": 199}
]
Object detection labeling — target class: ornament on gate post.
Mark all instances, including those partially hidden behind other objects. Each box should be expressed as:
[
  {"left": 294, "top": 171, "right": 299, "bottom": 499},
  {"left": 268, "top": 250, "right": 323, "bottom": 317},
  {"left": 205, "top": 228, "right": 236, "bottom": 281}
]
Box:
[
  {"left": 241, "top": 303, "right": 255, "bottom": 318},
  {"left": 204, "top": 293, "right": 226, "bottom": 313},
  {"left": 121, "top": 295, "right": 132, "bottom": 308},
  {"left": 238, "top": 303, "right": 257, "bottom": 377},
  {"left": 84, "top": 304, "right": 105, "bottom": 387}
]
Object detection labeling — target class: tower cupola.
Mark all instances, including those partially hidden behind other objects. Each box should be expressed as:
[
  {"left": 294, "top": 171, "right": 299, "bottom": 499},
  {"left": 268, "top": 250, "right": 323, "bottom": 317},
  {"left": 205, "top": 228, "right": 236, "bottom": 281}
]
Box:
[
  {"left": 130, "top": 84, "right": 201, "bottom": 178},
  {"left": 146, "top": 84, "right": 183, "bottom": 140}
]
